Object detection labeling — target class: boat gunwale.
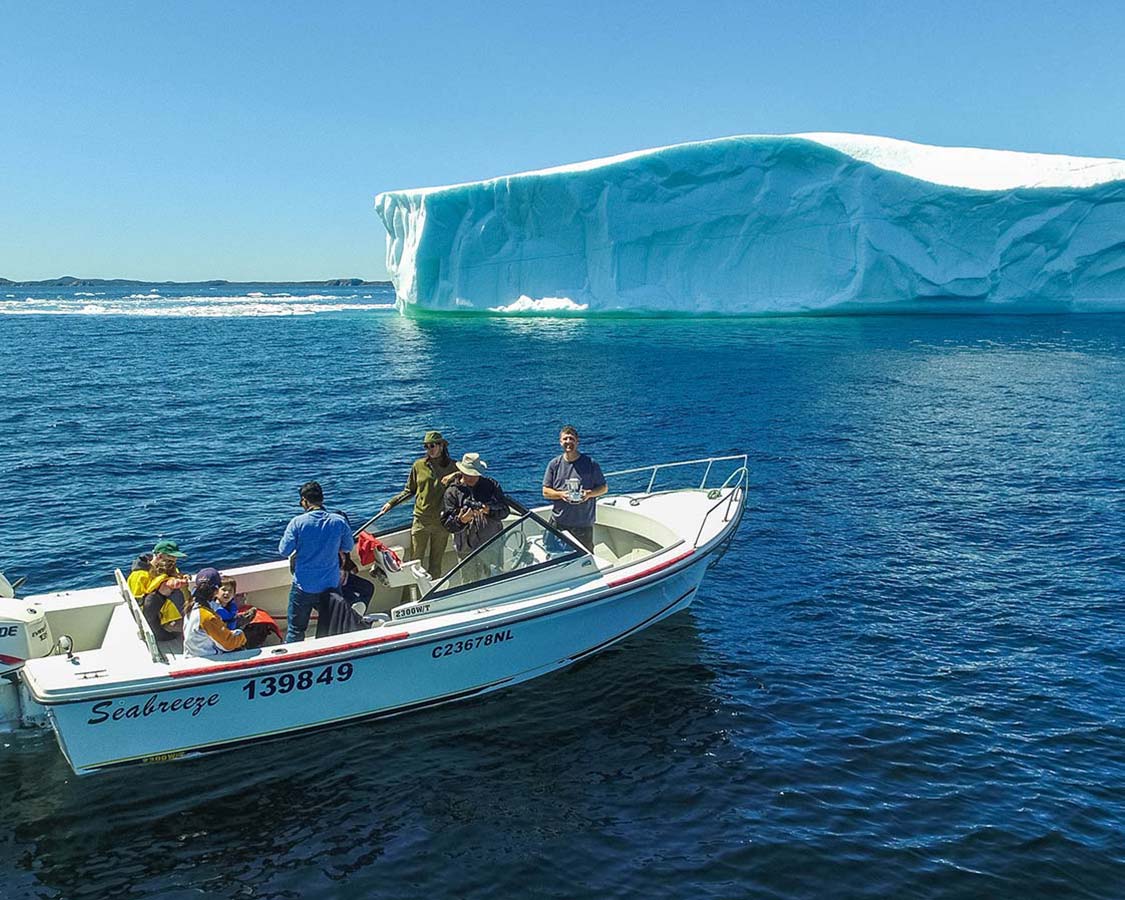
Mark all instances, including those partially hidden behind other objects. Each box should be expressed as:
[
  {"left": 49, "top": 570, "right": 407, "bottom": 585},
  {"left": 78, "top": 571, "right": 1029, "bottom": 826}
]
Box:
[{"left": 21, "top": 536, "right": 718, "bottom": 706}]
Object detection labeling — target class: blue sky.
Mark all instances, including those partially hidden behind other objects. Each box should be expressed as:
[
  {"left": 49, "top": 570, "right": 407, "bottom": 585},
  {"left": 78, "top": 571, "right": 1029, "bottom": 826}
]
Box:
[{"left": 3, "top": 0, "right": 1124, "bottom": 281}]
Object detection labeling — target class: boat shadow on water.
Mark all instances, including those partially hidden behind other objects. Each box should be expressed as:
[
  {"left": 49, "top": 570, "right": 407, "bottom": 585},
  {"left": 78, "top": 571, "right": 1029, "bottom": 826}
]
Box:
[{"left": 1, "top": 615, "right": 726, "bottom": 896}]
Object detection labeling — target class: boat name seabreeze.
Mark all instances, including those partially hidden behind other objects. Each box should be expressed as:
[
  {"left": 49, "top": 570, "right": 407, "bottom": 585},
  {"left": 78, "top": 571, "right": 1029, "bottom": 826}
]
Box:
[{"left": 88, "top": 692, "right": 221, "bottom": 724}]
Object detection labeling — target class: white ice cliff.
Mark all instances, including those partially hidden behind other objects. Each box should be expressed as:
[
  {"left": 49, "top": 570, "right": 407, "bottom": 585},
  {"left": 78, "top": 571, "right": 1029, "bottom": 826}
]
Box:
[{"left": 374, "top": 133, "right": 1125, "bottom": 315}]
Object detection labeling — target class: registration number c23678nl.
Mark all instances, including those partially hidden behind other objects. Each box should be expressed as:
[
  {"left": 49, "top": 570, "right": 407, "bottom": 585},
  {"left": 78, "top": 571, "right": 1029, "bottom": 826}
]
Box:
[{"left": 431, "top": 629, "right": 514, "bottom": 659}]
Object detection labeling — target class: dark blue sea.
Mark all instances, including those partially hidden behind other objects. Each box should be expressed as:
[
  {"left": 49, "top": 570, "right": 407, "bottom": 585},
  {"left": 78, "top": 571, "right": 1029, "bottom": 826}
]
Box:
[{"left": 1, "top": 283, "right": 1123, "bottom": 899}]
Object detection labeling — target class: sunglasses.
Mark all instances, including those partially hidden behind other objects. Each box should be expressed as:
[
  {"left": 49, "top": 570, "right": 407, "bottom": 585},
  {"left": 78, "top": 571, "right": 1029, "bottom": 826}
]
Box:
[{"left": 424, "top": 442, "right": 440, "bottom": 448}]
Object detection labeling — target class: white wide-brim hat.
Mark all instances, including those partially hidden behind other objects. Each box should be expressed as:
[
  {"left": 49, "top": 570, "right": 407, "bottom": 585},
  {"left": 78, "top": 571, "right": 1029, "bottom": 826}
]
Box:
[{"left": 456, "top": 452, "right": 488, "bottom": 477}]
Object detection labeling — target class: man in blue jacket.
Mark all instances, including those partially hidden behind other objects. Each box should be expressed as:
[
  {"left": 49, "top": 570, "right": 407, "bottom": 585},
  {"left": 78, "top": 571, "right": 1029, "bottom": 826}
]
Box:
[{"left": 279, "top": 481, "right": 354, "bottom": 642}]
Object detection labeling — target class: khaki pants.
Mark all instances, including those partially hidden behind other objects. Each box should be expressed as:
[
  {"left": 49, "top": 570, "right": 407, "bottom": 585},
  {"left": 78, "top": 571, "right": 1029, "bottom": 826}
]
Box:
[{"left": 409, "top": 519, "right": 450, "bottom": 578}]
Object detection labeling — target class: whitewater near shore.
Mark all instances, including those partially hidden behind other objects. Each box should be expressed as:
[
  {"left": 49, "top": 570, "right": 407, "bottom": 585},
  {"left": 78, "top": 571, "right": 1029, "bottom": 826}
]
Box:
[
  {"left": 375, "top": 133, "right": 1125, "bottom": 316},
  {"left": 0, "top": 282, "right": 396, "bottom": 317}
]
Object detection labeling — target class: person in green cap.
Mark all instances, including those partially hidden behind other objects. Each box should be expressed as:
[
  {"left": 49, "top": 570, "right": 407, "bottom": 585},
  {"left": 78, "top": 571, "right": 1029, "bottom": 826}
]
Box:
[
  {"left": 127, "top": 539, "right": 191, "bottom": 637},
  {"left": 380, "top": 430, "right": 460, "bottom": 578},
  {"left": 127, "top": 539, "right": 189, "bottom": 599}
]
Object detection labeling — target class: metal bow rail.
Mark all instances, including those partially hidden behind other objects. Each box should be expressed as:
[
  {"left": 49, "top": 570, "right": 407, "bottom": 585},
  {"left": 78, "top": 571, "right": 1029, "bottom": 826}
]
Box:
[{"left": 604, "top": 454, "right": 749, "bottom": 550}]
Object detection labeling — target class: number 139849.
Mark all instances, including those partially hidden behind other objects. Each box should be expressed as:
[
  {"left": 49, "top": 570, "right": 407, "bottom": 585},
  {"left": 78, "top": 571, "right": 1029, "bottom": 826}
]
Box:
[{"left": 242, "top": 663, "right": 353, "bottom": 701}]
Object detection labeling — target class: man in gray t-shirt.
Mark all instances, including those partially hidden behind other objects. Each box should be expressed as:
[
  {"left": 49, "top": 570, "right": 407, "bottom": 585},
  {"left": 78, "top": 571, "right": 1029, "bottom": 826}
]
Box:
[{"left": 542, "top": 425, "right": 608, "bottom": 552}]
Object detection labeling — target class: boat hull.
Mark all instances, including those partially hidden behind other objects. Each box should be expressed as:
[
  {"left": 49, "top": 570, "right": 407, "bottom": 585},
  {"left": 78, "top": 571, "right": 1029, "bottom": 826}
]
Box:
[{"left": 45, "top": 553, "right": 710, "bottom": 774}]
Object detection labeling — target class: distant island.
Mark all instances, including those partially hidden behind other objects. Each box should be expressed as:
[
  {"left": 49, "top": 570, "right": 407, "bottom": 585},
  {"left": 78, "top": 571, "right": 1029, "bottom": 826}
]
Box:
[{"left": 0, "top": 276, "right": 391, "bottom": 288}]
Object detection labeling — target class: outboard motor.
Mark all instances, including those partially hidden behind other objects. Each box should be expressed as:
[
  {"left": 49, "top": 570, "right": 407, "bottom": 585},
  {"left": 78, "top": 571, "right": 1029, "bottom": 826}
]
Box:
[{"left": 0, "top": 573, "right": 54, "bottom": 676}]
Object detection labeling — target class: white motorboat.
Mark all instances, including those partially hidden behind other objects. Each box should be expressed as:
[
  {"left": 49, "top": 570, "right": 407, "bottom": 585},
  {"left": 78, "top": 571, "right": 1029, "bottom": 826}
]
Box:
[{"left": 0, "top": 455, "right": 747, "bottom": 775}]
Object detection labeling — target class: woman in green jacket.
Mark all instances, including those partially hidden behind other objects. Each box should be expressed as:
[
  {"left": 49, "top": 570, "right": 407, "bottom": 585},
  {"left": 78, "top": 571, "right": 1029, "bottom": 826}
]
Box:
[{"left": 381, "top": 430, "right": 459, "bottom": 577}]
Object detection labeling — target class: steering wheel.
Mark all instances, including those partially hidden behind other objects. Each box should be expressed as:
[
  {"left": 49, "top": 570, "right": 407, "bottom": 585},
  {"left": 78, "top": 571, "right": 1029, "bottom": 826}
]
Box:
[{"left": 501, "top": 530, "right": 530, "bottom": 569}]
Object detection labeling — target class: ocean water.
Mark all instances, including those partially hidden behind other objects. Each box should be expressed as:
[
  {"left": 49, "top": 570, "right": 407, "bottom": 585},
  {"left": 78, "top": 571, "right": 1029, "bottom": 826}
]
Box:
[{"left": 1, "top": 284, "right": 1123, "bottom": 899}]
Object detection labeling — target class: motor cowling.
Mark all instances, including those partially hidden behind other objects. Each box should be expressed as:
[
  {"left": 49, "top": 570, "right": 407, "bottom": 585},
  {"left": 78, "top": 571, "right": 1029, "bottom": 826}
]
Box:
[{"left": 0, "top": 602, "right": 54, "bottom": 676}]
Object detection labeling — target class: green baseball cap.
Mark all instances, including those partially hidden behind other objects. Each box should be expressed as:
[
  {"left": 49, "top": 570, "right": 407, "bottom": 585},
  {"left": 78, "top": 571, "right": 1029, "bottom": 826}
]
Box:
[
  {"left": 423, "top": 430, "right": 445, "bottom": 445},
  {"left": 151, "top": 539, "right": 186, "bottom": 558}
]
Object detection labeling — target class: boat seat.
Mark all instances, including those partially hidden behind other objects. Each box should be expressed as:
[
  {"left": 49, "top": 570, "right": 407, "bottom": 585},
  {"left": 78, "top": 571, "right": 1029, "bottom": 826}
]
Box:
[
  {"left": 363, "top": 552, "right": 435, "bottom": 597},
  {"left": 405, "top": 561, "right": 434, "bottom": 596},
  {"left": 615, "top": 548, "right": 654, "bottom": 566},
  {"left": 593, "top": 541, "right": 619, "bottom": 564},
  {"left": 382, "top": 546, "right": 434, "bottom": 594}
]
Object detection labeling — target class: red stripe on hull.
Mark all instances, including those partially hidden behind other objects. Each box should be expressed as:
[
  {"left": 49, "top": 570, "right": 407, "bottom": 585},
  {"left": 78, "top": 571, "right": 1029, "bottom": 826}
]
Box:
[
  {"left": 170, "top": 631, "right": 410, "bottom": 678},
  {"left": 605, "top": 549, "right": 695, "bottom": 587}
]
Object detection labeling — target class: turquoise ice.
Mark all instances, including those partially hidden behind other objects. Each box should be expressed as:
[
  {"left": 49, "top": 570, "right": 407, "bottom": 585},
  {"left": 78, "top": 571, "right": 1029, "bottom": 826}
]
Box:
[{"left": 375, "top": 133, "right": 1125, "bottom": 315}]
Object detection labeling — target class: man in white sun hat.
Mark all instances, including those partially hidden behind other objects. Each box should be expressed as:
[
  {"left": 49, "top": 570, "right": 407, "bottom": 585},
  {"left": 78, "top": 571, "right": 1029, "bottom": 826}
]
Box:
[{"left": 440, "top": 452, "right": 511, "bottom": 586}]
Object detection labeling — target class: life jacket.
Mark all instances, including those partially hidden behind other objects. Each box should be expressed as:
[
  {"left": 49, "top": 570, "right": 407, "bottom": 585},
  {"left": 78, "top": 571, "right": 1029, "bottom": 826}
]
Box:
[
  {"left": 245, "top": 608, "right": 282, "bottom": 643},
  {"left": 356, "top": 531, "right": 402, "bottom": 573}
]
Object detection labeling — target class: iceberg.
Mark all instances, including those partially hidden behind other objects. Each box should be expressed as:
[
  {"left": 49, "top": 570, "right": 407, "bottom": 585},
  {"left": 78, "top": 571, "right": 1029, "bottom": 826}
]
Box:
[{"left": 374, "top": 133, "right": 1125, "bottom": 316}]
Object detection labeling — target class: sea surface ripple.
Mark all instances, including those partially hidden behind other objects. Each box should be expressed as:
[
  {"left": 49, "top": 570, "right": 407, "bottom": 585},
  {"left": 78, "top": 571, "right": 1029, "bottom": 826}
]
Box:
[{"left": 0, "top": 286, "right": 1122, "bottom": 899}]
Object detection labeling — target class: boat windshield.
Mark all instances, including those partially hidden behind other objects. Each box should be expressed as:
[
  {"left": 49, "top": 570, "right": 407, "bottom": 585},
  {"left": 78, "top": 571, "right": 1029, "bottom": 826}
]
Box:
[{"left": 429, "top": 510, "right": 588, "bottom": 595}]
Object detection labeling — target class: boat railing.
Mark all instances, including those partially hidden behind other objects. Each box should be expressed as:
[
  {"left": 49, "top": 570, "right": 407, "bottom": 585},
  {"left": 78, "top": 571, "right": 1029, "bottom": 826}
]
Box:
[
  {"left": 604, "top": 453, "right": 748, "bottom": 495},
  {"left": 692, "top": 463, "right": 748, "bottom": 549},
  {"left": 604, "top": 454, "right": 749, "bottom": 549}
]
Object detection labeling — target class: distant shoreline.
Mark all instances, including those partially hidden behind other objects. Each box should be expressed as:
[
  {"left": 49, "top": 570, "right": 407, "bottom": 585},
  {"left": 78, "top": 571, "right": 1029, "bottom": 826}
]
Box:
[{"left": 0, "top": 276, "right": 391, "bottom": 288}]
